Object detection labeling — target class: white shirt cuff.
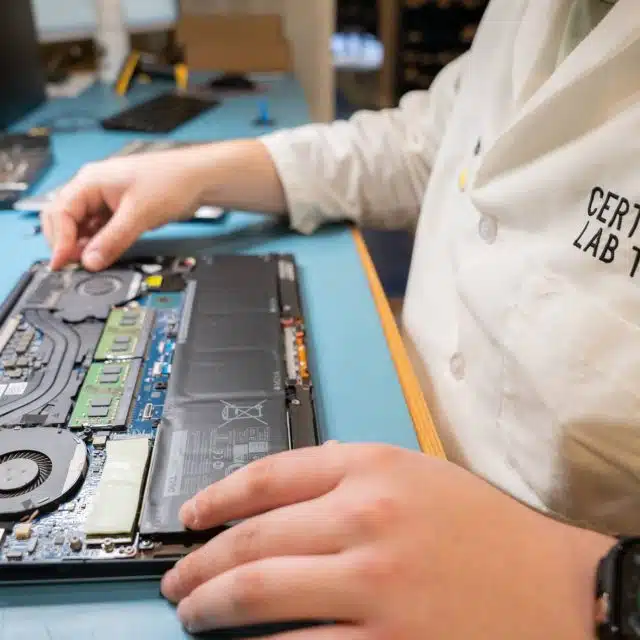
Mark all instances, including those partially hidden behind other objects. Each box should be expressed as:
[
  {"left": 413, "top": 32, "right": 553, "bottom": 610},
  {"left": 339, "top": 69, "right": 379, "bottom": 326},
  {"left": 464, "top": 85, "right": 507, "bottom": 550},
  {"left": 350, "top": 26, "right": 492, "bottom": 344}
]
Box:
[{"left": 259, "top": 131, "right": 327, "bottom": 235}]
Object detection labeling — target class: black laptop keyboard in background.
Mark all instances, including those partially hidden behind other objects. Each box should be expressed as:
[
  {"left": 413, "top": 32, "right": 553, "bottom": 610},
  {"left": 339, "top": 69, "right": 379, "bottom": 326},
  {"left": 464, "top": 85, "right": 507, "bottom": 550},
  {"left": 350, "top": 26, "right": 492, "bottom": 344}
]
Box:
[{"left": 100, "top": 92, "right": 220, "bottom": 134}]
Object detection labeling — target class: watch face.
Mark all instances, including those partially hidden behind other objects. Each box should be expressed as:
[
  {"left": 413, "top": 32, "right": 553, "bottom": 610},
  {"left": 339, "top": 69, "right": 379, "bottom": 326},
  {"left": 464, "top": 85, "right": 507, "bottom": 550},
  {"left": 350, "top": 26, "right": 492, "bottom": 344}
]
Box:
[{"left": 618, "top": 542, "right": 640, "bottom": 637}]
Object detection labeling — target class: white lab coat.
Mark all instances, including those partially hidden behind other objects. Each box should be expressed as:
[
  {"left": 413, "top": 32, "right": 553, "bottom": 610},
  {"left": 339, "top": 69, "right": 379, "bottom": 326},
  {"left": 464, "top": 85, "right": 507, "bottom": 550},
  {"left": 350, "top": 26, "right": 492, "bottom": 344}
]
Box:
[{"left": 262, "top": 0, "right": 640, "bottom": 536}]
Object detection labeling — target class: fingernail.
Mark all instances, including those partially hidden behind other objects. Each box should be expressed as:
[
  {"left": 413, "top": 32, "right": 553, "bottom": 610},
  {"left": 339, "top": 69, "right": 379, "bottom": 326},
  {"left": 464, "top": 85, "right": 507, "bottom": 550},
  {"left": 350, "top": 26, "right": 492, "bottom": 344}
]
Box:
[
  {"left": 178, "top": 602, "right": 200, "bottom": 635},
  {"left": 161, "top": 556, "right": 186, "bottom": 598},
  {"left": 179, "top": 500, "right": 196, "bottom": 527},
  {"left": 83, "top": 248, "right": 104, "bottom": 271},
  {"left": 160, "top": 570, "right": 177, "bottom": 598},
  {"left": 49, "top": 249, "right": 64, "bottom": 271},
  {"left": 181, "top": 619, "right": 197, "bottom": 635}
]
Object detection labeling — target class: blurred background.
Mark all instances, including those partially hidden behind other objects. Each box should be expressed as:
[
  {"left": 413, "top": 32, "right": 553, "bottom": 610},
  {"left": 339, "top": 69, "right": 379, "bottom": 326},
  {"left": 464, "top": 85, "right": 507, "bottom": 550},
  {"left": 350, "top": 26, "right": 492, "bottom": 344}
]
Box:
[{"left": 5, "top": 0, "right": 491, "bottom": 307}]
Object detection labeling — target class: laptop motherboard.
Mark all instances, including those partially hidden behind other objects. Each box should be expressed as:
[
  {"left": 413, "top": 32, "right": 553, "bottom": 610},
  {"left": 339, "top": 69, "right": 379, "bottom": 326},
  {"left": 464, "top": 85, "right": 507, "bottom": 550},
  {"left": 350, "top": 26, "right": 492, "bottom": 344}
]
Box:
[{"left": 0, "top": 254, "right": 318, "bottom": 582}]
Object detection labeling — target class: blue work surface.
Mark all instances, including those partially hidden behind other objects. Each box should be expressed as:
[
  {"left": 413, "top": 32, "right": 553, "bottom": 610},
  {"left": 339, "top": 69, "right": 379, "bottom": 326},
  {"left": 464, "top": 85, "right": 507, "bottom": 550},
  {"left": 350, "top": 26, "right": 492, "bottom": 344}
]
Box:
[{"left": 0, "top": 76, "right": 418, "bottom": 640}]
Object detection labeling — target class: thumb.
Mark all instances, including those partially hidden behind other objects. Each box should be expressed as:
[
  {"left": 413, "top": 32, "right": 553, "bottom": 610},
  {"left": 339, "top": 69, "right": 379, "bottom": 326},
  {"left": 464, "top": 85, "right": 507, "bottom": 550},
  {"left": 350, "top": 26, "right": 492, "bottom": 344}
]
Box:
[
  {"left": 48, "top": 210, "right": 80, "bottom": 271},
  {"left": 81, "top": 194, "right": 147, "bottom": 271}
]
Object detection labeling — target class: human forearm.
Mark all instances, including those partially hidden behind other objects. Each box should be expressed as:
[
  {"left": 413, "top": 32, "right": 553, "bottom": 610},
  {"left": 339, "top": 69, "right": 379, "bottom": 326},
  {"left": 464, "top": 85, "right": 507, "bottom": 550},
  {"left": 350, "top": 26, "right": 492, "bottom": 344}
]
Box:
[
  {"left": 187, "top": 139, "right": 288, "bottom": 216},
  {"left": 43, "top": 54, "right": 463, "bottom": 269},
  {"left": 185, "top": 54, "right": 467, "bottom": 234},
  {"left": 43, "top": 139, "right": 287, "bottom": 271}
]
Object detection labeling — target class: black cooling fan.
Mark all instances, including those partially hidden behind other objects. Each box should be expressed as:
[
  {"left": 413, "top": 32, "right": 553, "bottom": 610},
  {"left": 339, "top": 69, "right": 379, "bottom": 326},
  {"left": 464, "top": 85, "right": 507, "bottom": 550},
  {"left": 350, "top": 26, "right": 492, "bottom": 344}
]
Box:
[{"left": 0, "top": 428, "right": 88, "bottom": 520}]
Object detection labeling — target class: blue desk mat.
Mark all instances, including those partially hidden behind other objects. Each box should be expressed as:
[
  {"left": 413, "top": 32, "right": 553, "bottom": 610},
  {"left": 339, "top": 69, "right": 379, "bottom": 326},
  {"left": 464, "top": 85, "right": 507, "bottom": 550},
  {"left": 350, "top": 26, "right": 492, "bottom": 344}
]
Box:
[{"left": 0, "top": 76, "right": 419, "bottom": 640}]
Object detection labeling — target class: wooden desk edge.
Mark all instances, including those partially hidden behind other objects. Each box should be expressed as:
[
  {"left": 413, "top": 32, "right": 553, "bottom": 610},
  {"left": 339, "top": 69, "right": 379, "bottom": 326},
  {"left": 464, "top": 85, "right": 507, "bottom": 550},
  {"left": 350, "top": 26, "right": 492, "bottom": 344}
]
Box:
[{"left": 352, "top": 229, "right": 446, "bottom": 458}]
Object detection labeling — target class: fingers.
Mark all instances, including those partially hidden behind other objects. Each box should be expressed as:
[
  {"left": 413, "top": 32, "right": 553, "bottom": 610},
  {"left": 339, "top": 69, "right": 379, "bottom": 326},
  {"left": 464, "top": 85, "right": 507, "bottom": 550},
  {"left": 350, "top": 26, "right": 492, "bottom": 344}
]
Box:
[
  {"left": 50, "top": 209, "right": 80, "bottom": 268},
  {"left": 161, "top": 494, "right": 346, "bottom": 603},
  {"left": 43, "top": 178, "right": 104, "bottom": 270},
  {"left": 42, "top": 204, "right": 78, "bottom": 271},
  {"left": 40, "top": 209, "right": 53, "bottom": 249},
  {"left": 176, "top": 555, "right": 367, "bottom": 633},
  {"left": 81, "top": 193, "right": 147, "bottom": 271},
  {"left": 180, "top": 447, "right": 348, "bottom": 531},
  {"left": 42, "top": 164, "right": 147, "bottom": 271}
]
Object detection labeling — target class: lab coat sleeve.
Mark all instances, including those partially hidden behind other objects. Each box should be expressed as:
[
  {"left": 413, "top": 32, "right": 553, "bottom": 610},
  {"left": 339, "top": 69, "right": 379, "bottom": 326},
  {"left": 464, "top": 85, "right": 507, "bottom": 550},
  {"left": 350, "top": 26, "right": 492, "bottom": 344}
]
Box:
[{"left": 260, "top": 53, "right": 467, "bottom": 234}]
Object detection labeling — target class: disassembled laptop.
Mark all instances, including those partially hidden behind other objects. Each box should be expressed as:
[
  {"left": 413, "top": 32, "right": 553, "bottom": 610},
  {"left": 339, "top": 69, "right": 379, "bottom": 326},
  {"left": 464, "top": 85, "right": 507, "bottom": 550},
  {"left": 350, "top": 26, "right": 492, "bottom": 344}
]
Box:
[{"left": 0, "top": 254, "right": 318, "bottom": 582}]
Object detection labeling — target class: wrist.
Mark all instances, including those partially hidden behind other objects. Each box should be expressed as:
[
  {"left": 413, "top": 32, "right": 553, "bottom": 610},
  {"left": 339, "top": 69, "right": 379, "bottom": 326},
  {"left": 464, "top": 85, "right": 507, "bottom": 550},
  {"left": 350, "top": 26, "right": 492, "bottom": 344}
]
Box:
[{"left": 173, "top": 144, "right": 229, "bottom": 220}]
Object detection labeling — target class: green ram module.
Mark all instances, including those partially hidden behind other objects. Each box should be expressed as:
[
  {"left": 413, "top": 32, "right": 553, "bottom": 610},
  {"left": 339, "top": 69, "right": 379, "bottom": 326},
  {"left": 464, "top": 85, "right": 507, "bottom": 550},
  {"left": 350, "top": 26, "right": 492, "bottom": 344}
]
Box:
[
  {"left": 69, "top": 359, "right": 142, "bottom": 430},
  {"left": 94, "top": 307, "right": 154, "bottom": 361}
]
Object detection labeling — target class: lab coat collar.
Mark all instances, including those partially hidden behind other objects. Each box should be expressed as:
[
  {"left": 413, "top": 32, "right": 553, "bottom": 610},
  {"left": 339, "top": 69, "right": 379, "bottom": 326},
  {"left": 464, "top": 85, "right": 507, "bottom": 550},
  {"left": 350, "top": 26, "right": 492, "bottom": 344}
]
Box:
[
  {"left": 511, "top": 0, "right": 575, "bottom": 108},
  {"left": 476, "top": 0, "right": 639, "bottom": 188},
  {"left": 515, "top": 0, "right": 634, "bottom": 113}
]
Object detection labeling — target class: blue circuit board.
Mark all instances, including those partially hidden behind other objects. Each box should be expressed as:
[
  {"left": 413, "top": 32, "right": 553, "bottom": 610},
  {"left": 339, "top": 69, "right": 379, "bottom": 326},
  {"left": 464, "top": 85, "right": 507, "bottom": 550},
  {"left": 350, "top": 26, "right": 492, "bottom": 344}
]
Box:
[
  {"left": 0, "top": 290, "right": 184, "bottom": 563},
  {"left": 127, "top": 292, "right": 183, "bottom": 437}
]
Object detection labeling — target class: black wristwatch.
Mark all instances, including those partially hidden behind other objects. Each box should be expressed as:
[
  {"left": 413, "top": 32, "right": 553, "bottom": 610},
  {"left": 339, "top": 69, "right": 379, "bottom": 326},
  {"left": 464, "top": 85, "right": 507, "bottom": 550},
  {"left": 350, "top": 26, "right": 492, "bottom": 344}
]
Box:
[{"left": 596, "top": 538, "right": 640, "bottom": 638}]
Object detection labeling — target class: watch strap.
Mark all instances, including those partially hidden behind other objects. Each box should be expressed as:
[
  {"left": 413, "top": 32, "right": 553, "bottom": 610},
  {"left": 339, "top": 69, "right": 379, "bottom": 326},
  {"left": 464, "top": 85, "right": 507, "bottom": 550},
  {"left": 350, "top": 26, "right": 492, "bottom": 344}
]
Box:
[
  {"left": 595, "top": 540, "right": 625, "bottom": 640},
  {"left": 595, "top": 537, "right": 639, "bottom": 639}
]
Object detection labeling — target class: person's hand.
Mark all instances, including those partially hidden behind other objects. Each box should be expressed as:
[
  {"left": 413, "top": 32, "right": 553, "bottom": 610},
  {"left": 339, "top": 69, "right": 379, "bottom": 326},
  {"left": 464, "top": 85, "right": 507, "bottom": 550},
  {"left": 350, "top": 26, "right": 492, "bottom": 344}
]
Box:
[
  {"left": 160, "top": 444, "right": 614, "bottom": 639},
  {"left": 41, "top": 149, "right": 208, "bottom": 271}
]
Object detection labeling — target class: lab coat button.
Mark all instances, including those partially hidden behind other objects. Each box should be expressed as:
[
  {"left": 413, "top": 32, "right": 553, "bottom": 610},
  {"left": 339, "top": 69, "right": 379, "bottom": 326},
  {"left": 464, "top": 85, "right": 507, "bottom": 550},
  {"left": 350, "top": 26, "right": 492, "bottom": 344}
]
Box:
[
  {"left": 450, "top": 353, "right": 465, "bottom": 381},
  {"left": 479, "top": 216, "right": 498, "bottom": 244}
]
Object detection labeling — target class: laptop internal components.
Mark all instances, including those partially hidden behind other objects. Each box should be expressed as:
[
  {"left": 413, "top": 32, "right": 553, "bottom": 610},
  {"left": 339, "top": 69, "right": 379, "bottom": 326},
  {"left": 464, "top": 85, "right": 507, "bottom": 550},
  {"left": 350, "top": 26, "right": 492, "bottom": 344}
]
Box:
[{"left": 0, "top": 254, "right": 319, "bottom": 582}]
